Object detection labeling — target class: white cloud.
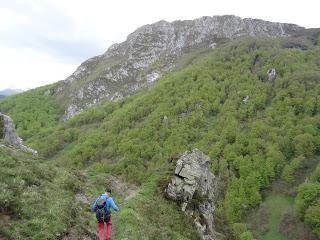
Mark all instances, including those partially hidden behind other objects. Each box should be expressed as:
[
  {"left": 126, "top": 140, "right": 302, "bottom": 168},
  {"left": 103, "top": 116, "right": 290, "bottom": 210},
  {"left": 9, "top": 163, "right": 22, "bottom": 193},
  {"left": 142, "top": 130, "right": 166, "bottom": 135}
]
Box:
[
  {"left": 0, "top": 0, "right": 319, "bottom": 90},
  {"left": 0, "top": 46, "right": 77, "bottom": 90}
]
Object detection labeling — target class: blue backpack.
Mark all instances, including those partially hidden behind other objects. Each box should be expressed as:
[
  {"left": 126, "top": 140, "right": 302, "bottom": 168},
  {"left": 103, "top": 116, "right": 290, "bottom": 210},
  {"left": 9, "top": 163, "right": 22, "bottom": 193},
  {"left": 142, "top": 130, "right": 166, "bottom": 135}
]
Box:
[{"left": 95, "top": 196, "right": 111, "bottom": 222}]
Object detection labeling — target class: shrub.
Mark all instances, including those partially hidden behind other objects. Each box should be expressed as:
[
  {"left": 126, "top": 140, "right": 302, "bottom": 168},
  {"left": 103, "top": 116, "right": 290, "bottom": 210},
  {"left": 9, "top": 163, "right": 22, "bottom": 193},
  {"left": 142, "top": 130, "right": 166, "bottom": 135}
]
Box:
[{"left": 281, "top": 156, "right": 304, "bottom": 183}]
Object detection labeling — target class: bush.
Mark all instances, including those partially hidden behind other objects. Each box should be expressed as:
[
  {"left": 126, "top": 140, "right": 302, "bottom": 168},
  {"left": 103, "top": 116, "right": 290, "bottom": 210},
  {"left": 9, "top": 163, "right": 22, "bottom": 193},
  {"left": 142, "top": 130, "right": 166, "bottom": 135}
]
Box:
[
  {"left": 295, "top": 183, "right": 320, "bottom": 219},
  {"left": 281, "top": 156, "right": 304, "bottom": 183},
  {"left": 305, "top": 204, "right": 320, "bottom": 237},
  {"left": 240, "top": 231, "right": 255, "bottom": 240},
  {"left": 293, "top": 134, "right": 316, "bottom": 158},
  {"left": 310, "top": 164, "right": 320, "bottom": 183}
]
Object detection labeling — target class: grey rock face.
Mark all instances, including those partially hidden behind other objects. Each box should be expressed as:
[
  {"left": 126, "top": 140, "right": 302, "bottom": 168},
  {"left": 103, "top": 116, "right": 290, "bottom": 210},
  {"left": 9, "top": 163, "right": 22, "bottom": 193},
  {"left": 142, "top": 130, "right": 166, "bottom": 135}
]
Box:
[
  {"left": 75, "top": 193, "right": 90, "bottom": 205},
  {"left": 243, "top": 95, "right": 250, "bottom": 104},
  {"left": 0, "top": 113, "right": 38, "bottom": 155},
  {"left": 166, "top": 149, "right": 218, "bottom": 240},
  {"left": 267, "top": 68, "right": 277, "bottom": 82},
  {"left": 1, "top": 113, "right": 22, "bottom": 146},
  {"left": 56, "top": 15, "right": 303, "bottom": 120}
]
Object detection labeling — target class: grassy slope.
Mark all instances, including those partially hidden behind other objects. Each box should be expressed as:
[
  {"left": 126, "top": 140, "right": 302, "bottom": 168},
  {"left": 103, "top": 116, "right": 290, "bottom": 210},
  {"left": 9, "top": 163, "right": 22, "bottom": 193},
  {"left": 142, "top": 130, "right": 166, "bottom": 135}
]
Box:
[
  {"left": 0, "top": 144, "right": 75, "bottom": 239},
  {"left": 247, "top": 157, "right": 320, "bottom": 240},
  {"left": 0, "top": 83, "right": 63, "bottom": 141},
  {"left": 262, "top": 195, "right": 293, "bottom": 240},
  {"left": 1, "top": 34, "right": 320, "bottom": 239},
  {"left": 248, "top": 187, "right": 296, "bottom": 240}
]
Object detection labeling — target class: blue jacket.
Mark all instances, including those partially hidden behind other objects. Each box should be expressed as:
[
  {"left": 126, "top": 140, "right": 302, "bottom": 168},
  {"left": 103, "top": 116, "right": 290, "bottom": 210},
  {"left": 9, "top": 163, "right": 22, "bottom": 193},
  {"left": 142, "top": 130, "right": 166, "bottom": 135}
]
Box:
[{"left": 91, "top": 193, "right": 119, "bottom": 212}]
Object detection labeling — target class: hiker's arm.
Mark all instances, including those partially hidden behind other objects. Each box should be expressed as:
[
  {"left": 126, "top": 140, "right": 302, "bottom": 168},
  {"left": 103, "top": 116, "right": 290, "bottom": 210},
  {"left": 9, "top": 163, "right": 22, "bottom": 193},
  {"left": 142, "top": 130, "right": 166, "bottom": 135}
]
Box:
[
  {"left": 91, "top": 198, "right": 98, "bottom": 212},
  {"left": 109, "top": 198, "right": 119, "bottom": 212}
]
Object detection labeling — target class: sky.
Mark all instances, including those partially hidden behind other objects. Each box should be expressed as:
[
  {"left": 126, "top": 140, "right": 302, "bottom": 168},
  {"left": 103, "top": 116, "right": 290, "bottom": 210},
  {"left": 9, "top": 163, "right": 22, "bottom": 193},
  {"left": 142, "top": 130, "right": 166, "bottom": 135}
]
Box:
[{"left": 0, "top": 0, "right": 319, "bottom": 90}]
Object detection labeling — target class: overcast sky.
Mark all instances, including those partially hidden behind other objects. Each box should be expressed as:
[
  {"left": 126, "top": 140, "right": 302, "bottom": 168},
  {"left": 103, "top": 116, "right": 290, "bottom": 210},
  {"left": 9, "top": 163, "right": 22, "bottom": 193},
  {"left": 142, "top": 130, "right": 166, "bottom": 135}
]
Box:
[{"left": 0, "top": 0, "right": 319, "bottom": 90}]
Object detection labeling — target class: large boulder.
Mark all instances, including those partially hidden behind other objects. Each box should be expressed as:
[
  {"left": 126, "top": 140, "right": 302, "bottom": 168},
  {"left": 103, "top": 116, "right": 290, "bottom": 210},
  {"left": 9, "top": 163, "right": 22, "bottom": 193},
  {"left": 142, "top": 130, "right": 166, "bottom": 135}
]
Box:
[
  {"left": 1, "top": 113, "right": 22, "bottom": 146},
  {"left": 166, "top": 149, "right": 218, "bottom": 240},
  {"left": 0, "top": 113, "right": 38, "bottom": 155}
]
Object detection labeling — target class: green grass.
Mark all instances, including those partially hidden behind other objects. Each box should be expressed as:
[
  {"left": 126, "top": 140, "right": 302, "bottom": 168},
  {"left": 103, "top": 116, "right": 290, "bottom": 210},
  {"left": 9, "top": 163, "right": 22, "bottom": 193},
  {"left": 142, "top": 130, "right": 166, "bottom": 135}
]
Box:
[
  {"left": 262, "top": 195, "right": 294, "bottom": 240},
  {"left": 113, "top": 175, "right": 200, "bottom": 240},
  {"left": 0, "top": 144, "right": 76, "bottom": 239}
]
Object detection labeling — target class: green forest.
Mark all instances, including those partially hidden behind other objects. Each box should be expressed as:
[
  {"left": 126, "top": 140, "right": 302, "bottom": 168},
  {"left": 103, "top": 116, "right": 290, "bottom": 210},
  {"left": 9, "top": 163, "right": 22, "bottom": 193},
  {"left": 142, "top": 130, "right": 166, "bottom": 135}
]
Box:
[{"left": 1, "top": 34, "right": 320, "bottom": 239}]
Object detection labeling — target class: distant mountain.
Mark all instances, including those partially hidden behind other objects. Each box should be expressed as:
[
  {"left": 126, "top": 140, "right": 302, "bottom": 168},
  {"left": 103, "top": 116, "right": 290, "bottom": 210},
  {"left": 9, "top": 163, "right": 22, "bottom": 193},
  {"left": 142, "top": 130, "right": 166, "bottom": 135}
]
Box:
[
  {"left": 0, "top": 88, "right": 23, "bottom": 96},
  {"left": 52, "top": 15, "right": 304, "bottom": 120}
]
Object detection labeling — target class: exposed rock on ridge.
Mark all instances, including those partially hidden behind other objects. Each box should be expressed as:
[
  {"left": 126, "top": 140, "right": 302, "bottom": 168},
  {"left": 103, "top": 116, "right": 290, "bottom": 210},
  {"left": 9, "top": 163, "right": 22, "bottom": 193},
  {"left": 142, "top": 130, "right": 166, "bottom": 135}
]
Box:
[
  {"left": 166, "top": 149, "right": 218, "bottom": 240},
  {"left": 55, "top": 15, "right": 303, "bottom": 120},
  {"left": 0, "top": 113, "right": 38, "bottom": 155}
]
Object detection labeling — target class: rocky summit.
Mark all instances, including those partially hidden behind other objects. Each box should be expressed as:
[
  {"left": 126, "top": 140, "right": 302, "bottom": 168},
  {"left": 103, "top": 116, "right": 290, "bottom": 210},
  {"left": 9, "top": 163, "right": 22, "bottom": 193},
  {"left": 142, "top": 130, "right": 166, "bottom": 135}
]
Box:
[{"left": 53, "top": 15, "right": 303, "bottom": 120}]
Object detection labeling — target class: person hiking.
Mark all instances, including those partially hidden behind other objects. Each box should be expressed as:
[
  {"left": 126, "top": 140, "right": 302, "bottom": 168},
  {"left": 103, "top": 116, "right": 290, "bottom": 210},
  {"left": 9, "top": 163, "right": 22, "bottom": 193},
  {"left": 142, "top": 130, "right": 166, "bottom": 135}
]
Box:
[{"left": 92, "top": 188, "right": 119, "bottom": 240}]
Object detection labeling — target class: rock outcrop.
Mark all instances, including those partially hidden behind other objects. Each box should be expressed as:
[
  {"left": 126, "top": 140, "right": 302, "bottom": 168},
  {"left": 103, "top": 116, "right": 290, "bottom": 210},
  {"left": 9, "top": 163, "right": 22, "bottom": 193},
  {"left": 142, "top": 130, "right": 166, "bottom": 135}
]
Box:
[
  {"left": 243, "top": 95, "right": 250, "bottom": 104},
  {"left": 267, "top": 68, "right": 277, "bottom": 82},
  {"left": 0, "top": 113, "right": 38, "bottom": 155},
  {"left": 166, "top": 149, "right": 218, "bottom": 240},
  {"left": 54, "top": 15, "right": 303, "bottom": 120},
  {"left": 75, "top": 193, "right": 90, "bottom": 205}
]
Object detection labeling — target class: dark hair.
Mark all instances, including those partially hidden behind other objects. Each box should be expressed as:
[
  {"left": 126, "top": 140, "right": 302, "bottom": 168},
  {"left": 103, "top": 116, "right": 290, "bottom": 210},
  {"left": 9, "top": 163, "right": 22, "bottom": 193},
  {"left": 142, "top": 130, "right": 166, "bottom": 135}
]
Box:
[{"left": 106, "top": 188, "right": 112, "bottom": 193}]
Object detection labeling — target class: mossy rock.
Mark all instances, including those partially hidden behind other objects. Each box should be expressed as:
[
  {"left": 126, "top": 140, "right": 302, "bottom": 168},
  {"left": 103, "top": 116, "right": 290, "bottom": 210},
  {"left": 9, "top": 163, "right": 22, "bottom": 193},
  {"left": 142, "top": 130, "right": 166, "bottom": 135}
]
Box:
[{"left": 0, "top": 115, "right": 4, "bottom": 139}]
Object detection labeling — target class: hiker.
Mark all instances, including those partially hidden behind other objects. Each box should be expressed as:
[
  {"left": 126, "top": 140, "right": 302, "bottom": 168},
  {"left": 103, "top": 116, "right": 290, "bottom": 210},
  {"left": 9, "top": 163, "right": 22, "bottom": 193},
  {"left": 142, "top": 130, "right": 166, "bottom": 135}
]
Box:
[{"left": 92, "top": 188, "right": 119, "bottom": 240}]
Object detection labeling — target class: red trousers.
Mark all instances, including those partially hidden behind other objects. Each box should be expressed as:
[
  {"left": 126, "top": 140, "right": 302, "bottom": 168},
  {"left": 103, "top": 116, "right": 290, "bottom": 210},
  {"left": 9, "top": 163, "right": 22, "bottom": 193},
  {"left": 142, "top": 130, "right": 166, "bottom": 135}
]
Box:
[{"left": 98, "top": 217, "right": 112, "bottom": 240}]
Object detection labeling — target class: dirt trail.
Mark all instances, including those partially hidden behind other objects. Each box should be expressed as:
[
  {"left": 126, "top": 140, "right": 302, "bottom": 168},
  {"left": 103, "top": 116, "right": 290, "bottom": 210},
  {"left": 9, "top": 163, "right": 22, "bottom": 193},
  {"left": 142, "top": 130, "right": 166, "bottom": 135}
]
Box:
[
  {"left": 63, "top": 176, "right": 140, "bottom": 240},
  {"left": 0, "top": 212, "right": 10, "bottom": 224}
]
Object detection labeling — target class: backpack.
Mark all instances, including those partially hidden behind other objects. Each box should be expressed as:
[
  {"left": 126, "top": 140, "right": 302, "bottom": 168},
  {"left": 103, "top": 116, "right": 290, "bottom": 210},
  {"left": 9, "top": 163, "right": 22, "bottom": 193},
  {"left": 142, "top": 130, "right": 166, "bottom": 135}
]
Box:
[{"left": 95, "top": 196, "right": 111, "bottom": 222}]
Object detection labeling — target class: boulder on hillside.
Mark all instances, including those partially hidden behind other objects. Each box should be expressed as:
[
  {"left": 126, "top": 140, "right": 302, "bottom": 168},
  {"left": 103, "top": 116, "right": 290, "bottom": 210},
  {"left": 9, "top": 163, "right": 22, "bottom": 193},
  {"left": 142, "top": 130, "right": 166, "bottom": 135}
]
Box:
[
  {"left": 267, "top": 68, "right": 277, "bottom": 82},
  {"left": 166, "top": 149, "right": 219, "bottom": 240},
  {"left": 0, "top": 113, "right": 38, "bottom": 155}
]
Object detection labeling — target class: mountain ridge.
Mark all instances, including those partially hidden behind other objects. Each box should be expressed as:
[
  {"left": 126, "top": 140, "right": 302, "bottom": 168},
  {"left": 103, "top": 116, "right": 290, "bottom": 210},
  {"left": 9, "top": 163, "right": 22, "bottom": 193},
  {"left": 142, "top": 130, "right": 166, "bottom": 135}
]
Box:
[
  {"left": 0, "top": 89, "right": 23, "bottom": 101},
  {"left": 0, "top": 89, "right": 23, "bottom": 96},
  {"left": 53, "top": 15, "right": 304, "bottom": 120}
]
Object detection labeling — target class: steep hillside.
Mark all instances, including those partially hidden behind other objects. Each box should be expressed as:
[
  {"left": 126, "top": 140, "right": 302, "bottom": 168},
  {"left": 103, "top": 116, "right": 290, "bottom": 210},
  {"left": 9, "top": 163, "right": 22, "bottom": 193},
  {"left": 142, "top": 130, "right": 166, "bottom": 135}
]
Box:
[
  {"left": 0, "top": 83, "right": 63, "bottom": 140},
  {"left": 0, "top": 144, "right": 76, "bottom": 239},
  {"left": 43, "top": 15, "right": 304, "bottom": 120},
  {"left": 1, "top": 30, "right": 320, "bottom": 239}
]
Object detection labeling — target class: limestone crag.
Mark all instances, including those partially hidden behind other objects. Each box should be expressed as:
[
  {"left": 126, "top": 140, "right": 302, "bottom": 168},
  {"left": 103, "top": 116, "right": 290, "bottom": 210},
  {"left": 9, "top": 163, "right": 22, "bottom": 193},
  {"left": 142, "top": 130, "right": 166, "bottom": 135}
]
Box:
[
  {"left": 166, "top": 149, "right": 218, "bottom": 240},
  {"left": 0, "top": 113, "right": 38, "bottom": 155},
  {"left": 55, "top": 15, "right": 303, "bottom": 120},
  {"left": 267, "top": 68, "right": 277, "bottom": 82}
]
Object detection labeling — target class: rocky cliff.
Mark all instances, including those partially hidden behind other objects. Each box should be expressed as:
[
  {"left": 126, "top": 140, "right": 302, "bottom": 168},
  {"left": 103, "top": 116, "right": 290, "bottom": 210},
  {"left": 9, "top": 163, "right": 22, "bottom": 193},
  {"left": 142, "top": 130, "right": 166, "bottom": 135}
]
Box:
[
  {"left": 166, "top": 149, "right": 219, "bottom": 240},
  {"left": 0, "top": 113, "right": 37, "bottom": 155},
  {"left": 54, "top": 15, "right": 303, "bottom": 120}
]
